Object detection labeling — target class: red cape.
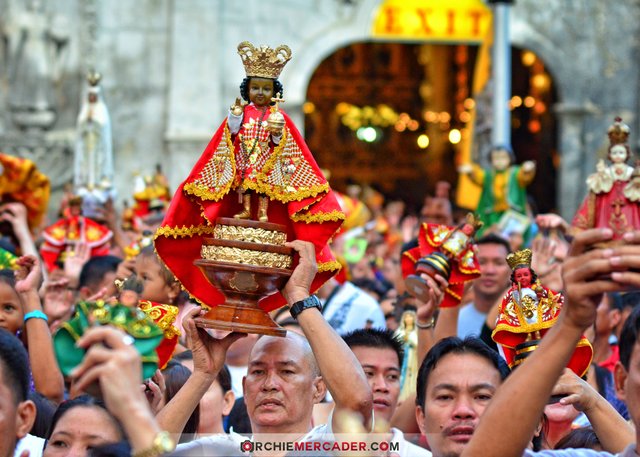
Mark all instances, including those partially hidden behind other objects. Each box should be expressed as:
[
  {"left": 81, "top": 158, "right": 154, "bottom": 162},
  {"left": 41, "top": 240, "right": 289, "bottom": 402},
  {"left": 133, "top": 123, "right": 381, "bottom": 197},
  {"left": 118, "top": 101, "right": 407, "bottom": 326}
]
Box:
[
  {"left": 572, "top": 181, "right": 640, "bottom": 241},
  {"left": 492, "top": 284, "right": 593, "bottom": 376},
  {"left": 40, "top": 216, "right": 112, "bottom": 272},
  {"left": 155, "top": 108, "right": 343, "bottom": 312},
  {"left": 401, "top": 222, "right": 480, "bottom": 308},
  {"left": 138, "top": 300, "right": 180, "bottom": 369}
]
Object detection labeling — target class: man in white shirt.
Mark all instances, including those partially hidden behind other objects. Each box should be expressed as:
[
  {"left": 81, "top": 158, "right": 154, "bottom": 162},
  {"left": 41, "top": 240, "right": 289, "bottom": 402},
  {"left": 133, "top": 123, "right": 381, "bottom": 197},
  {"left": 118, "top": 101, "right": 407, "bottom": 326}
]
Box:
[
  {"left": 317, "top": 278, "right": 386, "bottom": 335},
  {"left": 344, "top": 328, "right": 432, "bottom": 456},
  {"left": 160, "top": 240, "right": 373, "bottom": 455},
  {"left": 457, "top": 234, "right": 511, "bottom": 338}
]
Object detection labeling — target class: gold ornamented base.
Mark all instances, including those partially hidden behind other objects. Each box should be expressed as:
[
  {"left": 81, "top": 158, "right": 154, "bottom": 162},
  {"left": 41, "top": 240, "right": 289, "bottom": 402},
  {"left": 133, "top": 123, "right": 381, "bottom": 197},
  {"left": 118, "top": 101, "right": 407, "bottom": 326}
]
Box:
[{"left": 193, "top": 218, "right": 293, "bottom": 337}]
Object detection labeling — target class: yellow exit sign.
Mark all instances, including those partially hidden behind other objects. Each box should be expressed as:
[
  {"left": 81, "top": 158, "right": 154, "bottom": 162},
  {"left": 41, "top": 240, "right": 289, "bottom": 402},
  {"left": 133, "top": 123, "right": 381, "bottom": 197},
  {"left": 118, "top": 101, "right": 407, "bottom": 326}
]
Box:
[{"left": 373, "top": 0, "right": 492, "bottom": 43}]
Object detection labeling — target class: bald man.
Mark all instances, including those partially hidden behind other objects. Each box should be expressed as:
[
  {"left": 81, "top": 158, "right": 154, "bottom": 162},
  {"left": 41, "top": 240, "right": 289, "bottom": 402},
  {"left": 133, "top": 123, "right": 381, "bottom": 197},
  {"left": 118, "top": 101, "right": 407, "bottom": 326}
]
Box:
[{"left": 160, "top": 241, "right": 373, "bottom": 453}]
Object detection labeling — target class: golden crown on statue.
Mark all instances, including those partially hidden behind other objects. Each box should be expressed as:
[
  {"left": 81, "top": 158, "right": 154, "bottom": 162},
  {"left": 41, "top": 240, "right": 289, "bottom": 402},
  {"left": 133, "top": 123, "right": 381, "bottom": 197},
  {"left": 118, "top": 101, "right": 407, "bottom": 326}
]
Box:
[
  {"left": 506, "top": 248, "right": 533, "bottom": 270},
  {"left": 237, "top": 41, "right": 292, "bottom": 79},
  {"left": 608, "top": 117, "right": 630, "bottom": 146},
  {"left": 465, "top": 213, "right": 484, "bottom": 232}
]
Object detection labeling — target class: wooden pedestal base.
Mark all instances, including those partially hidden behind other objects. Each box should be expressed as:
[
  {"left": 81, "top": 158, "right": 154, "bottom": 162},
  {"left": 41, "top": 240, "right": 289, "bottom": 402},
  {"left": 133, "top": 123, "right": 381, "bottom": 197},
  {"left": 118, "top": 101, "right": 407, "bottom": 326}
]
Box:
[{"left": 194, "top": 259, "right": 292, "bottom": 337}]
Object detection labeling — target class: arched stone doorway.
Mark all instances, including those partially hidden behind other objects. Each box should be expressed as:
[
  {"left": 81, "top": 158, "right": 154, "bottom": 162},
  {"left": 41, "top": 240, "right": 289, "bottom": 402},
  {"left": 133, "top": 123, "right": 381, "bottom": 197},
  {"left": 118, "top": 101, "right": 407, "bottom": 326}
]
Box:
[{"left": 303, "top": 42, "right": 559, "bottom": 214}]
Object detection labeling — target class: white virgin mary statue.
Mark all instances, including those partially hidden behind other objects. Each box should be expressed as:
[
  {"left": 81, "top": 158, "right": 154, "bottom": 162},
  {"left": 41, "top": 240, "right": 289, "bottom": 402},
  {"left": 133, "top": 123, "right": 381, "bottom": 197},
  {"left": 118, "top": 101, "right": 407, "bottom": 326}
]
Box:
[{"left": 74, "top": 71, "right": 115, "bottom": 219}]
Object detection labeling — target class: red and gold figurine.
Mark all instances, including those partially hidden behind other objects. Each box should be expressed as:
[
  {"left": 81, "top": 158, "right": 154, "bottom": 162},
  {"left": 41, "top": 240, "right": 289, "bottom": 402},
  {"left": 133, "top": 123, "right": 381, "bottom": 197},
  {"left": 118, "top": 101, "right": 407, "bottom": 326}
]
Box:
[
  {"left": 402, "top": 213, "right": 482, "bottom": 307},
  {"left": 492, "top": 248, "right": 592, "bottom": 375}
]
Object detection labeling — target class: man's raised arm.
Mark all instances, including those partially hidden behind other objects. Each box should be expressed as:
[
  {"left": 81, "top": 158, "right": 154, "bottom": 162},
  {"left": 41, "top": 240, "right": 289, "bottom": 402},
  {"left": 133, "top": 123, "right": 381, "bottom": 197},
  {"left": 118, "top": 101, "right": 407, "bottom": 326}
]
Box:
[
  {"left": 283, "top": 240, "right": 373, "bottom": 431},
  {"left": 462, "top": 228, "right": 640, "bottom": 457}
]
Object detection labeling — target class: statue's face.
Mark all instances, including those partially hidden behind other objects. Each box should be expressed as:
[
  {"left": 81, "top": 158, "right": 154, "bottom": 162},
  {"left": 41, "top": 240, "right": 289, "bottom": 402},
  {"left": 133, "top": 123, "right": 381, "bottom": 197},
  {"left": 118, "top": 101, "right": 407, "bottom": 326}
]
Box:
[
  {"left": 609, "top": 144, "right": 628, "bottom": 164},
  {"left": 248, "top": 77, "right": 274, "bottom": 107},
  {"left": 514, "top": 267, "right": 532, "bottom": 288},
  {"left": 69, "top": 203, "right": 82, "bottom": 217},
  {"left": 403, "top": 312, "right": 415, "bottom": 327},
  {"left": 491, "top": 149, "right": 511, "bottom": 171}
]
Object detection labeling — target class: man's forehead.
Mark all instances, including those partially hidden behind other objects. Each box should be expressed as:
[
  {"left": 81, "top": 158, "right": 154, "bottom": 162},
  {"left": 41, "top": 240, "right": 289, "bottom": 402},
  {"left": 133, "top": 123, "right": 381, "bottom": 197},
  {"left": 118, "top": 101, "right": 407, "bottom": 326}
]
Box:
[
  {"left": 250, "top": 335, "right": 307, "bottom": 362},
  {"left": 478, "top": 244, "right": 508, "bottom": 259},
  {"left": 352, "top": 346, "right": 400, "bottom": 370},
  {"left": 428, "top": 353, "right": 501, "bottom": 389}
]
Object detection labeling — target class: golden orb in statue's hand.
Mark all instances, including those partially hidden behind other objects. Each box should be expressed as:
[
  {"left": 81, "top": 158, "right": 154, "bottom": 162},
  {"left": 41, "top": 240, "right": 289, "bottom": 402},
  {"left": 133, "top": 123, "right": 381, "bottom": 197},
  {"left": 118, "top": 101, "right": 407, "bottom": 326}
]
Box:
[{"left": 267, "top": 110, "right": 285, "bottom": 134}]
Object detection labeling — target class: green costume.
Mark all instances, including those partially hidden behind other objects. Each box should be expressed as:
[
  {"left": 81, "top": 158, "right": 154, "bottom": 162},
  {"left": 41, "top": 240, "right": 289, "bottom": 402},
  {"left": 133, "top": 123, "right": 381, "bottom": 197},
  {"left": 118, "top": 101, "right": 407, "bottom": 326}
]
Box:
[{"left": 54, "top": 300, "right": 163, "bottom": 380}]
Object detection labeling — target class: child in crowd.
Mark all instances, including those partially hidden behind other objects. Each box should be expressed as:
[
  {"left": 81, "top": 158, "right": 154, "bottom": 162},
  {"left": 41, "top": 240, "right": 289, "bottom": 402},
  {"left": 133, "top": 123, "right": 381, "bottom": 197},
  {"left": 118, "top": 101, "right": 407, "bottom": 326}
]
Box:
[
  {"left": 135, "top": 244, "right": 182, "bottom": 305},
  {"left": 133, "top": 244, "right": 187, "bottom": 359},
  {"left": 0, "top": 255, "right": 64, "bottom": 403},
  {"left": 174, "top": 351, "right": 235, "bottom": 436}
]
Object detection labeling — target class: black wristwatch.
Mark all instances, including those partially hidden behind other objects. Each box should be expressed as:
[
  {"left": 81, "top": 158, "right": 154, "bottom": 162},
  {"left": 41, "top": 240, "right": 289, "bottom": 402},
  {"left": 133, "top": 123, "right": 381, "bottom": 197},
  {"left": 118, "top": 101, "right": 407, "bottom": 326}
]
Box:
[{"left": 289, "top": 295, "right": 323, "bottom": 320}]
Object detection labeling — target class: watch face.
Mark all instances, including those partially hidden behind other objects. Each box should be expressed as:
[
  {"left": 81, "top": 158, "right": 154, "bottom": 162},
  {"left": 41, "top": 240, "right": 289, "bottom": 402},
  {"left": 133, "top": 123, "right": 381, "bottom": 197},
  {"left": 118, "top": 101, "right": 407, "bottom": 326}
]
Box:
[{"left": 291, "top": 295, "right": 322, "bottom": 319}]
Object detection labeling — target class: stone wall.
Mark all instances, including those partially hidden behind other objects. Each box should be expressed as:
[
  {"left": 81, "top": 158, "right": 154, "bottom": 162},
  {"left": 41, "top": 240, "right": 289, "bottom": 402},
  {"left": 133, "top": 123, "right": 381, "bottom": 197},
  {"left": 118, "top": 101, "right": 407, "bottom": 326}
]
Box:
[{"left": 0, "top": 0, "right": 638, "bottom": 220}]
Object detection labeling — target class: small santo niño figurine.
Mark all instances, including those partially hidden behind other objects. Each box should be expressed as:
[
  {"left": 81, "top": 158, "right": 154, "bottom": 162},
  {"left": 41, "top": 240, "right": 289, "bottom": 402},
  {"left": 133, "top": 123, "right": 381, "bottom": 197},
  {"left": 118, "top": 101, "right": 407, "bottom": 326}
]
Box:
[
  {"left": 572, "top": 117, "right": 640, "bottom": 242},
  {"left": 492, "top": 248, "right": 592, "bottom": 375},
  {"left": 40, "top": 195, "right": 112, "bottom": 272},
  {"left": 402, "top": 213, "right": 482, "bottom": 308},
  {"left": 458, "top": 145, "right": 536, "bottom": 234},
  {"left": 113, "top": 274, "right": 180, "bottom": 370},
  {"left": 393, "top": 310, "right": 419, "bottom": 402},
  {"left": 155, "top": 41, "right": 343, "bottom": 313}
]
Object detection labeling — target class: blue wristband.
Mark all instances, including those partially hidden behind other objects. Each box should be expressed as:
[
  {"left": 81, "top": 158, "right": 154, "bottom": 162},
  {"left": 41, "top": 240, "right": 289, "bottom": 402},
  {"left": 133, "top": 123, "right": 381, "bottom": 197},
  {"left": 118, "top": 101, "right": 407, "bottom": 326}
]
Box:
[{"left": 23, "top": 310, "right": 48, "bottom": 323}]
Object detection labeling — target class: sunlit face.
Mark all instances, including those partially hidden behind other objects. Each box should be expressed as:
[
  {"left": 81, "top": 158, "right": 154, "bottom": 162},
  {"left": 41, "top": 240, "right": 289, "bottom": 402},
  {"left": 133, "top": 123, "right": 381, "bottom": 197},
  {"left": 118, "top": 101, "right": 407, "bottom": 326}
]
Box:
[
  {"left": 248, "top": 78, "right": 275, "bottom": 107},
  {"left": 43, "top": 406, "right": 122, "bottom": 457},
  {"left": 491, "top": 149, "right": 511, "bottom": 171},
  {"left": 0, "top": 282, "right": 23, "bottom": 335},
  {"left": 243, "top": 336, "right": 323, "bottom": 434},
  {"left": 476, "top": 243, "right": 511, "bottom": 299},
  {"left": 417, "top": 353, "right": 501, "bottom": 457},
  {"left": 134, "top": 255, "right": 173, "bottom": 304},
  {"left": 609, "top": 144, "right": 629, "bottom": 164},
  {"left": 197, "top": 379, "right": 235, "bottom": 435},
  {"left": 352, "top": 346, "right": 401, "bottom": 424},
  {"left": 0, "top": 365, "right": 34, "bottom": 457},
  {"left": 514, "top": 267, "right": 533, "bottom": 288}
]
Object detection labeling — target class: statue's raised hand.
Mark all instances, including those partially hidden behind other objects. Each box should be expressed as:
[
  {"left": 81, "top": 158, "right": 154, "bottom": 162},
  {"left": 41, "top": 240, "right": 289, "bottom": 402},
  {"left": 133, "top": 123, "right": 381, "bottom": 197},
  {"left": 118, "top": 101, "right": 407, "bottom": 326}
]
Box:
[{"left": 230, "top": 97, "right": 245, "bottom": 116}]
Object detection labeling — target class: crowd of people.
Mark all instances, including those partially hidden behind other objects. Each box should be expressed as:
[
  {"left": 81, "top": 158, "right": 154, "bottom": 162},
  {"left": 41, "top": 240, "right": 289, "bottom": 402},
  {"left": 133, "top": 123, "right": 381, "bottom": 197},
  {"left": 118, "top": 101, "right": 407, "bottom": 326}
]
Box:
[
  {"left": 1, "top": 40, "right": 640, "bottom": 457},
  {"left": 0, "top": 167, "right": 639, "bottom": 457}
]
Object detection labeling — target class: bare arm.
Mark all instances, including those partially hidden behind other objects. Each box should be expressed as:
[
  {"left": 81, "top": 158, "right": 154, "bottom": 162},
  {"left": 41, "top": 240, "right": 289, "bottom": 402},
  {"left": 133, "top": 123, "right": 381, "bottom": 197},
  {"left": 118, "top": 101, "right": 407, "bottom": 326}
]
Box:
[
  {"left": 97, "top": 199, "right": 129, "bottom": 255},
  {"left": 391, "top": 274, "right": 446, "bottom": 434},
  {"left": 434, "top": 305, "right": 459, "bottom": 342},
  {"left": 390, "top": 391, "right": 420, "bottom": 434},
  {"left": 552, "top": 368, "right": 634, "bottom": 453},
  {"left": 16, "top": 256, "right": 64, "bottom": 403},
  {"left": 155, "top": 307, "right": 244, "bottom": 440},
  {"left": 1, "top": 203, "right": 39, "bottom": 258},
  {"left": 414, "top": 274, "right": 447, "bottom": 363},
  {"left": 462, "top": 228, "right": 640, "bottom": 457},
  {"left": 283, "top": 240, "right": 373, "bottom": 430},
  {"left": 71, "top": 326, "right": 165, "bottom": 454}
]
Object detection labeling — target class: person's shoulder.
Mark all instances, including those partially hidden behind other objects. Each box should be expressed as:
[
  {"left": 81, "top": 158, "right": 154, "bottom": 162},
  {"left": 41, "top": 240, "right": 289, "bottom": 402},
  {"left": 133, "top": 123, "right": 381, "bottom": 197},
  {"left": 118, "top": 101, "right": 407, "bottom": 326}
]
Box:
[
  {"left": 14, "top": 434, "right": 45, "bottom": 457},
  {"left": 173, "top": 433, "right": 245, "bottom": 456},
  {"left": 306, "top": 421, "right": 332, "bottom": 441},
  {"left": 390, "top": 428, "right": 432, "bottom": 456}
]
